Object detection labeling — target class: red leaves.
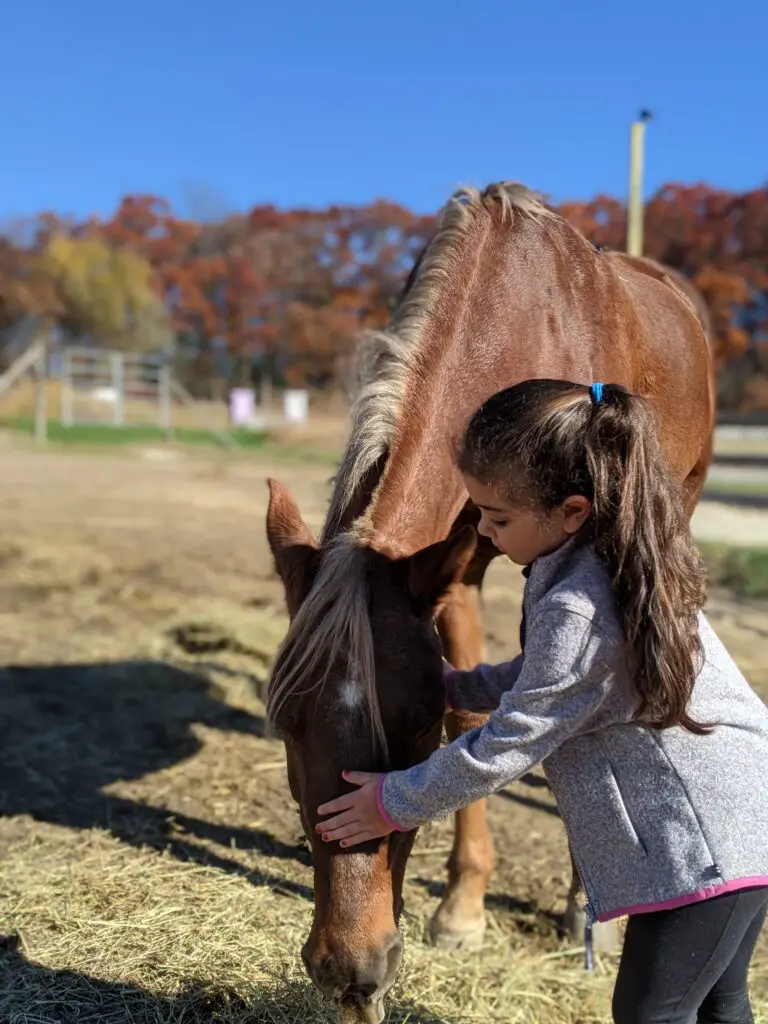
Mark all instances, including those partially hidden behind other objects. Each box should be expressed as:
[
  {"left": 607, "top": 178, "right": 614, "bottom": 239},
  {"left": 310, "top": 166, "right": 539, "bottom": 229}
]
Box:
[
  {"left": 560, "top": 181, "right": 768, "bottom": 365},
  {"left": 1, "top": 183, "right": 767, "bottom": 397}
]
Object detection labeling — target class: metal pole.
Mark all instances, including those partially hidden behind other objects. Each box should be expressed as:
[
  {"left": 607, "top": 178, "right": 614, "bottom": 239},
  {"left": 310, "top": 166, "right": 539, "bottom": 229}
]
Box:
[
  {"left": 158, "top": 363, "right": 173, "bottom": 438},
  {"left": 262, "top": 368, "right": 273, "bottom": 412},
  {"left": 111, "top": 351, "right": 124, "bottom": 426},
  {"left": 34, "top": 339, "right": 47, "bottom": 443},
  {"left": 61, "top": 348, "right": 73, "bottom": 427},
  {"left": 627, "top": 111, "right": 653, "bottom": 258}
]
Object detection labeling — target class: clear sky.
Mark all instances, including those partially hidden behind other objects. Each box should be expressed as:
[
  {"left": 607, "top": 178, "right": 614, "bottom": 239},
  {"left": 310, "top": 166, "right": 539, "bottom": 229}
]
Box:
[{"left": 1, "top": 0, "right": 765, "bottom": 221}]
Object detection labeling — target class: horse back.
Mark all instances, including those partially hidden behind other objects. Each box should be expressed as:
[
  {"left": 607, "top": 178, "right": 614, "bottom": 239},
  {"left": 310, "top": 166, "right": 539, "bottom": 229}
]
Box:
[
  {"left": 617, "top": 253, "right": 714, "bottom": 348},
  {"left": 600, "top": 250, "right": 715, "bottom": 476}
]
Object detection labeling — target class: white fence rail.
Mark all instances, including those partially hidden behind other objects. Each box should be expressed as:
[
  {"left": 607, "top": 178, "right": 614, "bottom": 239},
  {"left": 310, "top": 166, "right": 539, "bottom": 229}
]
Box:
[{"left": 60, "top": 347, "right": 172, "bottom": 430}]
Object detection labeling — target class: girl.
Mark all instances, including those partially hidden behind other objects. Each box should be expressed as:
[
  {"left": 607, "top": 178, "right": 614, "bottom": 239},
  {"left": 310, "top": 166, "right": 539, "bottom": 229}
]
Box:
[{"left": 316, "top": 379, "right": 768, "bottom": 1024}]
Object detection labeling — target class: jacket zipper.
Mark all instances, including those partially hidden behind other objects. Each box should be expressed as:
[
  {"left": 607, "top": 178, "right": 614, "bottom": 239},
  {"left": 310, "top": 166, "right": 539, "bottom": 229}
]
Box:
[
  {"left": 541, "top": 761, "right": 599, "bottom": 921},
  {"left": 553, "top": 795, "right": 599, "bottom": 923},
  {"left": 557, "top": 810, "right": 599, "bottom": 969},
  {"left": 581, "top": 884, "right": 599, "bottom": 972}
]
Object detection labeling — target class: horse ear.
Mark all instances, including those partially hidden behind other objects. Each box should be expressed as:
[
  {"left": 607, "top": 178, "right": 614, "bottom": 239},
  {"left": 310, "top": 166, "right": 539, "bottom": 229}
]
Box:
[
  {"left": 266, "top": 479, "right": 320, "bottom": 618},
  {"left": 406, "top": 526, "right": 477, "bottom": 608}
]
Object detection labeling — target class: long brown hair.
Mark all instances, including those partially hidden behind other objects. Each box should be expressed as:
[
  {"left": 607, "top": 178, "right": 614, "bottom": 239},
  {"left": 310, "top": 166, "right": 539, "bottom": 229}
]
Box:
[{"left": 459, "top": 379, "right": 708, "bottom": 732}]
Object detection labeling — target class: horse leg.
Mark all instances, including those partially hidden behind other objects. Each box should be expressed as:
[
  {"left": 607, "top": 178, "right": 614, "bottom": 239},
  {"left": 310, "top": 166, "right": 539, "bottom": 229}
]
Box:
[
  {"left": 562, "top": 846, "right": 620, "bottom": 953},
  {"left": 430, "top": 581, "right": 494, "bottom": 951}
]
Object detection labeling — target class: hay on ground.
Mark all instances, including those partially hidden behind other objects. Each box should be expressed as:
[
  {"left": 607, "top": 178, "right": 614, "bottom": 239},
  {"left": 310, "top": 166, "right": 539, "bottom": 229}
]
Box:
[{"left": 0, "top": 829, "right": 619, "bottom": 1024}]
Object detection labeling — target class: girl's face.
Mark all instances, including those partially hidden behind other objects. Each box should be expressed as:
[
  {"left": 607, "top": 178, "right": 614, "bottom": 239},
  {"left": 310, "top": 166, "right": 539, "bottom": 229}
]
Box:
[{"left": 463, "top": 474, "right": 592, "bottom": 566}]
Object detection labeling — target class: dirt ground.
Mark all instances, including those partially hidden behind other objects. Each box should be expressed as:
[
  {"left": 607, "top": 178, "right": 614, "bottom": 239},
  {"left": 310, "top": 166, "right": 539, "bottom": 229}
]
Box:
[{"left": 1, "top": 439, "right": 767, "bottom": 1023}]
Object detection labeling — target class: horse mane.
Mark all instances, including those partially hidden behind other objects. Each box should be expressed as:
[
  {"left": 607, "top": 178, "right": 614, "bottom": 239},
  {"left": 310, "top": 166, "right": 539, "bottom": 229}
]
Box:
[
  {"left": 267, "top": 532, "right": 383, "bottom": 747},
  {"left": 268, "top": 182, "right": 553, "bottom": 752},
  {"left": 322, "top": 182, "right": 554, "bottom": 542}
]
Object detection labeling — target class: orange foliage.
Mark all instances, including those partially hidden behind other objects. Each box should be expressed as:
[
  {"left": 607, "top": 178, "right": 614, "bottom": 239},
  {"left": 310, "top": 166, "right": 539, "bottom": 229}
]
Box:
[{"left": 1, "top": 183, "right": 766, "bottom": 403}]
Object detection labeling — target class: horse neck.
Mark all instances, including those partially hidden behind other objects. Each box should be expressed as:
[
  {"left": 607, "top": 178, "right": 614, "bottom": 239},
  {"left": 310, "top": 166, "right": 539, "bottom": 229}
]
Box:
[
  {"left": 368, "top": 440, "right": 466, "bottom": 558},
  {"left": 357, "top": 207, "right": 611, "bottom": 556},
  {"left": 366, "top": 328, "right": 546, "bottom": 558}
]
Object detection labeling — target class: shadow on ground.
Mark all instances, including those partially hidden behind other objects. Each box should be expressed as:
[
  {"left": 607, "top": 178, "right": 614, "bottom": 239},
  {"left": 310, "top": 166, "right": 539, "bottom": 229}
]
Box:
[
  {"left": 0, "top": 935, "right": 456, "bottom": 1024},
  {"left": 0, "top": 659, "right": 311, "bottom": 898}
]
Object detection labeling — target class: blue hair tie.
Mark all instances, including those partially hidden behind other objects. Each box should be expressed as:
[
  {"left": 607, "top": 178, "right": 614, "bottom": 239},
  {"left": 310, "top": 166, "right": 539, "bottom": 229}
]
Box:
[{"left": 590, "top": 382, "right": 604, "bottom": 405}]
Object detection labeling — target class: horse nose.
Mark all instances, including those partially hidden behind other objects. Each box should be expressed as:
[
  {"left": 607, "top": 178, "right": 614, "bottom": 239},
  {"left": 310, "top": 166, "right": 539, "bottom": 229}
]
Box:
[{"left": 301, "top": 932, "right": 404, "bottom": 1007}]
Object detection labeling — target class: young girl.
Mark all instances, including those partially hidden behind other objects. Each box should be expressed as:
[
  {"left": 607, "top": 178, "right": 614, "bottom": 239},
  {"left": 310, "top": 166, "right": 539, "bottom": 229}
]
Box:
[{"left": 316, "top": 379, "right": 768, "bottom": 1024}]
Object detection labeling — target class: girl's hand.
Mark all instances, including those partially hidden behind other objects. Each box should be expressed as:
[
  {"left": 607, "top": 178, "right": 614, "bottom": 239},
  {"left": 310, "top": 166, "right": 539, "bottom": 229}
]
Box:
[{"left": 316, "top": 771, "right": 393, "bottom": 848}]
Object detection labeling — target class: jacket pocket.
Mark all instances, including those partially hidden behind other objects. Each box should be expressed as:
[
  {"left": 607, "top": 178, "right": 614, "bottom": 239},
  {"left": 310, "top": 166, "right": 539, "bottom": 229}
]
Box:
[{"left": 606, "top": 758, "right": 648, "bottom": 857}]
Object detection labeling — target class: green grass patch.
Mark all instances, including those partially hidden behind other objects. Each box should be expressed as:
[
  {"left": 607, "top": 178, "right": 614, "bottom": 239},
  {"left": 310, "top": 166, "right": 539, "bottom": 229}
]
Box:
[
  {"left": 0, "top": 415, "right": 268, "bottom": 448},
  {"left": 704, "top": 478, "right": 768, "bottom": 498},
  {"left": 700, "top": 542, "right": 768, "bottom": 600},
  {"left": 0, "top": 415, "right": 340, "bottom": 465}
]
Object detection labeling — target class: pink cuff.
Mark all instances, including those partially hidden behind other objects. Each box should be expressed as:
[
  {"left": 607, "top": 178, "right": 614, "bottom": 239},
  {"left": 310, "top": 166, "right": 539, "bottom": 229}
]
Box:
[{"left": 376, "top": 775, "right": 409, "bottom": 832}]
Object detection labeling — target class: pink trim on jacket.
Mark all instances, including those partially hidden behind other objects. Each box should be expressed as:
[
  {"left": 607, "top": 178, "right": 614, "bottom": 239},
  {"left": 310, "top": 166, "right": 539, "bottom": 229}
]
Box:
[
  {"left": 597, "top": 876, "right": 768, "bottom": 922},
  {"left": 376, "top": 775, "right": 409, "bottom": 832}
]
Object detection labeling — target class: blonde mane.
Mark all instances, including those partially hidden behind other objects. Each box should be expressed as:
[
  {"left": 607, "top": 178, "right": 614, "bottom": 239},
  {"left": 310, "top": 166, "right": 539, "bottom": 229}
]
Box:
[
  {"left": 267, "top": 532, "right": 382, "bottom": 745},
  {"left": 322, "top": 182, "right": 553, "bottom": 542},
  {"left": 268, "top": 183, "right": 552, "bottom": 749}
]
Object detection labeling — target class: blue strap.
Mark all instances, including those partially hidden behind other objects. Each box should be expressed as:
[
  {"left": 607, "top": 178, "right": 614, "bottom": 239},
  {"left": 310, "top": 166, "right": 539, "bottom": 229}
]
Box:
[
  {"left": 584, "top": 923, "right": 595, "bottom": 971},
  {"left": 590, "top": 382, "right": 604, "bottom": 405}
]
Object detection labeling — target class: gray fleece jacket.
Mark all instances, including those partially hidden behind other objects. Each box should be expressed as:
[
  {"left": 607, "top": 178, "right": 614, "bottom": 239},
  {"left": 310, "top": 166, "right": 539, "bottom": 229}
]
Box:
[{"left": 380, "top": 538, "right": 768, "bottom": 922}]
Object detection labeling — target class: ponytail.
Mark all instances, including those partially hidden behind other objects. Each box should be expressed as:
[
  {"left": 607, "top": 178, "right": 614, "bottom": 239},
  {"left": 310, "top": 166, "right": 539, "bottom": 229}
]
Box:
[
  {"left": 584, "top": 385, "right": 708, "bottom": 732},
  {"left": 460, "top": 379, "right": 708, "bottom": 732}
]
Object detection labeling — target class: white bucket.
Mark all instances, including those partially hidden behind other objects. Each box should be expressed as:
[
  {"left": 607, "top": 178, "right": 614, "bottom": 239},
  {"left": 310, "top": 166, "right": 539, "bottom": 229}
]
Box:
[
  {"left": 283, "top": 389, "right": 309, "bottom": 424},
  {"left": 91, "top": 386, "right": 118, "bottom": 404},
  {"left": 229, "top": 387, "right": 256, "bottom": 426}
]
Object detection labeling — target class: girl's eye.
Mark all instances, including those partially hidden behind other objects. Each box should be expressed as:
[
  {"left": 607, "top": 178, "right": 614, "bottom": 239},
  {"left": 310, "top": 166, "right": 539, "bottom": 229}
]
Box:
[{"left": 491, "top": 519, "right": 509, "bottom": 528}]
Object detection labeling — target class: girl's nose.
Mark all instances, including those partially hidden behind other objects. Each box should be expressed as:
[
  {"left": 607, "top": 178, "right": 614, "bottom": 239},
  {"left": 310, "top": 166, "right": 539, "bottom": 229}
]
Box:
[{"left": 476, "top": 516, "right": 494, "bottom": 540}]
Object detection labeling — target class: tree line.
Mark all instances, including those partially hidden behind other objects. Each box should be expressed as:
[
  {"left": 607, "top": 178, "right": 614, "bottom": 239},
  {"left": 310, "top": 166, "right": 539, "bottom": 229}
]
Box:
[{"left": 0, "top": 183, "right": 766, "bottom": 409}]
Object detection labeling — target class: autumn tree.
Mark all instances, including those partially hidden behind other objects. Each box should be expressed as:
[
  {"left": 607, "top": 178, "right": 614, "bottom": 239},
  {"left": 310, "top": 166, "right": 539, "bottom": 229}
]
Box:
[
  {"left": 0, "top": 216, "right": 64, "bottom": 335},
  {"left": 1, "top": 181, "right": 766, "bottom": 409},
  {"left": 41, "top": 235, "right": 172, "bottom": 351}
]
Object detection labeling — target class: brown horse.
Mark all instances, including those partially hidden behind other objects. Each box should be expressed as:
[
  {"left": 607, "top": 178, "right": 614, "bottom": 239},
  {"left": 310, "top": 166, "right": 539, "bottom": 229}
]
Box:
[{"left": 266, "top": 183, "right": 714, "bottom": 1023}]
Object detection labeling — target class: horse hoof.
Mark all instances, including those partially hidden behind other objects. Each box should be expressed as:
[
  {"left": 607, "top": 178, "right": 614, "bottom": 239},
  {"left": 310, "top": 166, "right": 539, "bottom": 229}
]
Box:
[
  {"left": 563, "top": 906, "right": 621, "bottom": 953},
  {"left": 428, "top": 913, "right": 486, "bottom": 951}
]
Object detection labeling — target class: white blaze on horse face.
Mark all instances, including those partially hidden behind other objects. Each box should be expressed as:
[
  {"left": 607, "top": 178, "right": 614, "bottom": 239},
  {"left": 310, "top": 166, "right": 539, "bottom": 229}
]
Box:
[{"left": 339, "top": 678, "right": 363, "bottom": 710}]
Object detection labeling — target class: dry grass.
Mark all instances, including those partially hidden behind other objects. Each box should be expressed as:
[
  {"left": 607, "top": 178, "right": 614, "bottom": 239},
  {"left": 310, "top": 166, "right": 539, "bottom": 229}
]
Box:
[
  {"left": 1, "top": 443, "right": 767, "bottom": 1024},
  {"left": 3, "top": 830, "right": 767, "bottom": 1023},
  {"left": 2, "top": 643, "right": 767, "bottom": 1024},
  {"left": 0, "top": 831, "right": 616, "bottom": 1024}
]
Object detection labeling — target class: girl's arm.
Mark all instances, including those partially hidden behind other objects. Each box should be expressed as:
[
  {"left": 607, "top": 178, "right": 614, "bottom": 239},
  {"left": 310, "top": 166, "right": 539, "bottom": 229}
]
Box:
[
  {"left": 384, "top": 607, "right": 620, "bottom": 830},
  {"left": 446, "top": 657, "right": 524, "bottom": 713}
]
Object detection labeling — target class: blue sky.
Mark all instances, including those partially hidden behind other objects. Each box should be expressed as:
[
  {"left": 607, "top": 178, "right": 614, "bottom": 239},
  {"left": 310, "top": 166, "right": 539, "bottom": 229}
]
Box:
[{"left": 1, "top": 0, "right": 765, "bottom": 221}]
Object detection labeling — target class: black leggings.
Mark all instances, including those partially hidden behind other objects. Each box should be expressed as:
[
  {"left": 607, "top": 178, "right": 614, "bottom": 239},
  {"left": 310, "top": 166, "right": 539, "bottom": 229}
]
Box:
[{"left": 613, "top": 888, "right": 768, "bottom": 1024}]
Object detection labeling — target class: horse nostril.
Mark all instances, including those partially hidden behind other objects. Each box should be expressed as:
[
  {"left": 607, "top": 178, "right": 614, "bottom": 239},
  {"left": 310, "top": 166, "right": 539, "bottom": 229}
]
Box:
[
  {"left": 302, "top": 946, "right": 331, "bottom": 989},
  {"left": 345, "top": 979, "right": 380, "bottom": 1000},
  {"left": 304, "top": 933, "right": 403, "bottom": 1005}
]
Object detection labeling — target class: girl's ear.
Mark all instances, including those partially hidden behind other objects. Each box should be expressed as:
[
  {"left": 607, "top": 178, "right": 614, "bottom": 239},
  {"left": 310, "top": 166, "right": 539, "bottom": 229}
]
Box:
[{"left": 561, "top": 495, "right": 592, "bottom": 534}]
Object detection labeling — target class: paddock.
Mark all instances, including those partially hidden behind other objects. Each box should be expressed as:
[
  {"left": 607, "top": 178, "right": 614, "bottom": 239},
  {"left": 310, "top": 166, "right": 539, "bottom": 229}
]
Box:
[{"left": 0, "top": 435, "right": 766, "bottom": 1023}]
